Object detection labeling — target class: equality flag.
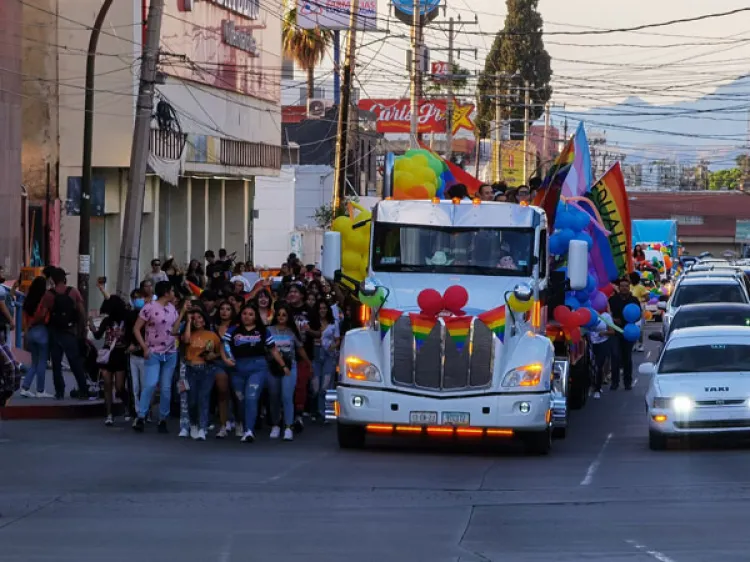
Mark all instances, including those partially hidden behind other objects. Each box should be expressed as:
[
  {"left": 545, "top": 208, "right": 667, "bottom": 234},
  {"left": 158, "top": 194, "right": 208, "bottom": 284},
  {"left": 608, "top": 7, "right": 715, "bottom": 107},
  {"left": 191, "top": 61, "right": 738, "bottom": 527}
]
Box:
[
  {"left": 443, "top": 315, "right": 473, "bottom": 352},
  {"left": 409, "top": 313, "right": 437, "bottom": 350},
  {"left": 186, "top": 281, "right": 203, "bottom": 297},
  {"left": 477, "top": 306, "right": 506, "bottom": 343},
  {"left": 378, "top": 308, "right": 402, "bottom": 340},
  {"left": 588, "top": 162, "right": 633, "bottom": 276},
  {"left": 561, "top": 123, "right": 592, "bottom": 198}
]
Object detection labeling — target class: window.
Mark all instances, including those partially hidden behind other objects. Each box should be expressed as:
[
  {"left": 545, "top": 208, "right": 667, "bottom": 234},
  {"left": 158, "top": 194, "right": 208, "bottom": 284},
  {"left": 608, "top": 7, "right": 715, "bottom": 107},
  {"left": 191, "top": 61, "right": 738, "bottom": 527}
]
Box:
[
  {"left": 660, "top": 344, "right": 750, "bottom": 374},
  {"left": 372, "top": 223, "right": 535, "bottom": 277},
  {"left": 539, "top": 229, "right": 547, "bottom": 278},
  {"left": 672, "top": 283, "right": 746, "bottom": 306},
  {"left": 281, "top": 57, "right": 294, "bottom": 81}
]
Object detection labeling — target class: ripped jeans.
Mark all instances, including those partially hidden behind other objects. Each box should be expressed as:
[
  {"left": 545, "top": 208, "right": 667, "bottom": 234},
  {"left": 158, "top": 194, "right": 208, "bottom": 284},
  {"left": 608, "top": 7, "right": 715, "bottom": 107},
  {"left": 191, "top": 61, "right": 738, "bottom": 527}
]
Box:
[{"left": 231, "top": 357, "right": 269, "bottom": 431}]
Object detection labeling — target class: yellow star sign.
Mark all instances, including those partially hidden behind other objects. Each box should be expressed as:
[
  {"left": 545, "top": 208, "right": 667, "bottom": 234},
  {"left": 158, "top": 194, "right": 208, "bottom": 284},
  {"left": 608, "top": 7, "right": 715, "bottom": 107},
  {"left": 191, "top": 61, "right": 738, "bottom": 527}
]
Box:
[{"left": 451, "top": 100, "right": 475, "bottom": 134}]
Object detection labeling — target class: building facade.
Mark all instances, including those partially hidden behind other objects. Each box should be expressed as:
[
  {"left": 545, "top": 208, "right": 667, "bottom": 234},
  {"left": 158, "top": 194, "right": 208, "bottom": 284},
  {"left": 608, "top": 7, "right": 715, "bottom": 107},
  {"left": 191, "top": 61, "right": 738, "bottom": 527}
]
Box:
[{"left": 22, "top": 0, "right": 283, "bottom": 311}]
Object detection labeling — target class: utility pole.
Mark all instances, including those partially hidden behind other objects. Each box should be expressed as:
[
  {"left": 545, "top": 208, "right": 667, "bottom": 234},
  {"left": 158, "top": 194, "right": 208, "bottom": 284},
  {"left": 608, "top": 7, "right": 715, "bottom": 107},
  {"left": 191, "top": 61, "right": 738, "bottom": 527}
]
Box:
[
  {"left": 493, "top": 72, "right": 502, "bottom": 183},
  {"left": 332, "top": 0, "right": 359, "bottom": 210},
  {"left": 523, "top": 79, "right": 530, "bottom": 183},
  {"left": 78, "top": 0, "right": 114, "bottom": 309},
  {"left": 445, "top": 17, "right": 454, "bottom": 161},
  {"left": 116, "top": 0, "right": 164, "bottom": 298},
  {"left": 409, "top": 0, "right": 421, "bottom": 141},
  {"left": 542, "top": 102, "right": 550, "bottom": 175}
]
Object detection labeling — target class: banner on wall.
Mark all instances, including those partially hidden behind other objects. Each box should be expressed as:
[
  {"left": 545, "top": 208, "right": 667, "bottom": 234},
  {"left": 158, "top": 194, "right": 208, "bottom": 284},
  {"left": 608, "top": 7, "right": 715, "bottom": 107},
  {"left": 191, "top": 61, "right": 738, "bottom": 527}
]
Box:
[{"left": 358, "top": 98, "right": 475, "bottom": 134}]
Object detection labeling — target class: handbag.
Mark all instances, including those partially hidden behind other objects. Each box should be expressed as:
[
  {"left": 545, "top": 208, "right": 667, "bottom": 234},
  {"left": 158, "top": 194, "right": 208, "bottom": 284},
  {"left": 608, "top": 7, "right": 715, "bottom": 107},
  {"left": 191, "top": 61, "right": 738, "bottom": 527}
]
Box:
[{"left": 96, "top": 321, "right": 123, "bottom": 365}]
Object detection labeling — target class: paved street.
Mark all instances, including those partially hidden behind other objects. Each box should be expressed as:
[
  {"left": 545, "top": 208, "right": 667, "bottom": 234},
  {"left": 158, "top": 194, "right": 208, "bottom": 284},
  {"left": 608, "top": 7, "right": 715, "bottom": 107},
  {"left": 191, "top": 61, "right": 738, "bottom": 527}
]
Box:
[{"left": 1, "top": 331, "right": 749, "bottom": 562}]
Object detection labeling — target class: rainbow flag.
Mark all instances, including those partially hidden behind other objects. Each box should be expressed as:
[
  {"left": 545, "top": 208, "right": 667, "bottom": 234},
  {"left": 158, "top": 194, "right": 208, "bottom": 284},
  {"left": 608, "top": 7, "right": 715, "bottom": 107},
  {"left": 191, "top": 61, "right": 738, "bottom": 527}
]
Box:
[
  {"left": 478, "top": 306, "right": 506, "bottom": 343},
  {"left": 378, "top": 308, "right": 402, "bottom": 339},
  {"left": 409, "top": 313, "right": 437, "bottom": 350},
  {"left": 534, "top": 135, "right": 574, "bottom": 229},
  {"left": 443, "top": 315, "right": 473, "bottom": 352},
  {"left": 186, "top": 281, "right": 203, "bottom": 297},
  {"left": 588, "top": 162, "right": 633, "bottom": 277},
  {"left": 419, "top": 142, "right": 483, "bottom": 198}
]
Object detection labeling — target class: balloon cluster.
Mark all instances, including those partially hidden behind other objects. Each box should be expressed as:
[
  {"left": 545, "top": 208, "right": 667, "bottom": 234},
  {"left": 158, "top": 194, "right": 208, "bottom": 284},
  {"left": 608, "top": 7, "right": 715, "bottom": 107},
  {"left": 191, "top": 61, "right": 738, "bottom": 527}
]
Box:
[
  {"left": 552, "top": 305, "right": 596, "bottom": 344},
  {"left": 332, "top": 202, "right": 372, "bottom": 284},
  {"left": 622, "top": 303, "right": 642, "bottom": 342},
  {"left": 417, "top": 285, "right": 469, "bottom": 317},
  {"left": 393, "top": 149, "right": 455, "bottom": 200},
  {"left": 549, "top": 202, "right": 593, "bottom": 256}
]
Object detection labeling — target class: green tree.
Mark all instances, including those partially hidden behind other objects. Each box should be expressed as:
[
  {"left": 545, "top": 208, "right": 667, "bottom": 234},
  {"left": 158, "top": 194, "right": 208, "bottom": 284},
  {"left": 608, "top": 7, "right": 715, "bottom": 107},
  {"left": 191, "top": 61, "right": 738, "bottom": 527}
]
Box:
[
  {"left": 425, "top": 64, "right": 471, "bottom": 96},
  {"left": 475, "top": 0, "right": 552, "bottom": 138},
  {"left": 708, "top": 168, "right": 742, "bottom": 190},
  {"left": 282, "top": 8, "right": 332, "bottom": 102}
]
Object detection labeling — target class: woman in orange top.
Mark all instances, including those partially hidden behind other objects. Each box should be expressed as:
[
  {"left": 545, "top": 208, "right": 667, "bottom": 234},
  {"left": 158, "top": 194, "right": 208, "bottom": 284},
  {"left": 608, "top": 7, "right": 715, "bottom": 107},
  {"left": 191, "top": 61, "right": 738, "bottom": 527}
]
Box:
[
  {"left": 20, "top": 277, "right": 52, "bottom": 398},
  {"left": 182, "top": 309, "right": 221, "bottom": 440}
]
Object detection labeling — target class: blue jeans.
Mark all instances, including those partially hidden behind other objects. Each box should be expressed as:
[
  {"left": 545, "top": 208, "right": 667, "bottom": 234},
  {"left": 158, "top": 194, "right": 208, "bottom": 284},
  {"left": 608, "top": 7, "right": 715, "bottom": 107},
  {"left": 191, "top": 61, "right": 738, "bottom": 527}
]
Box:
[
  {"left": 22, "top": 325, "right": 49, "bottom": 393},
  {"left": 313, "top": 346, "right": 336, "bottom": 417},
  {"left": 139, "top": 352, "right": 178, "bottom": 421},
  {"left": 267, "top": 363, "right": 297, "bottom": 427},
  {"left": 232, "top": 357, "right": 269, "bottom": 431},
  {"left": 186, "top": 363, "right": 216, "bottom": 430}
]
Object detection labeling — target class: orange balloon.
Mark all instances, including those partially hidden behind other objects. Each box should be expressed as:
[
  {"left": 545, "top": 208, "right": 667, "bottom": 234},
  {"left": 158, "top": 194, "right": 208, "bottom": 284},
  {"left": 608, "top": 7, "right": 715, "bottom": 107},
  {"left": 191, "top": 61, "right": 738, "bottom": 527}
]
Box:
[{"left": 407, "top": 185, "right": 431, "bottom": 199}]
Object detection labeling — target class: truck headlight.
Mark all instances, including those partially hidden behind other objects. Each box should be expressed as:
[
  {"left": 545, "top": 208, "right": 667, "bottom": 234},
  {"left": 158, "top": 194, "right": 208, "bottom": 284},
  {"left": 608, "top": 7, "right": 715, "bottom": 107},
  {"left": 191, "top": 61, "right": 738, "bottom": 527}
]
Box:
[
  {"left": 502, "top": 363, "right": 543, "bottom": 388},
  {"left": 344, "top": 356, "right": 382, "bottom": 382},
  {"left": 672, "top": 396, "right": 693, "bottom": 412}
]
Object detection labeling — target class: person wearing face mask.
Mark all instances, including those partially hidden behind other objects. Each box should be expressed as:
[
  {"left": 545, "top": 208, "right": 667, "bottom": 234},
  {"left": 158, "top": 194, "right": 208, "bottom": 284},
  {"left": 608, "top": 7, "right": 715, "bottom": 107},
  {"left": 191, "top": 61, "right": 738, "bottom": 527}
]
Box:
[{"left": 127, "top": 289, "right": 147, "bottom": 420}]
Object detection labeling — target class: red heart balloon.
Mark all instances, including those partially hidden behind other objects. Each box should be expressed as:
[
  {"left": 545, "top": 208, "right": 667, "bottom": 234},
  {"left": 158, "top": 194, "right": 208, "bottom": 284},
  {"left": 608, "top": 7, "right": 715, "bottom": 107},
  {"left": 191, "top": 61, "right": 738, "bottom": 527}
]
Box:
[
  {"left": 443, "top": 285, "right": 469, "bottom": 315},
  {"left": 417, "top": 288, "right": 444, "bottom": 317},
  {"left": 568, "top": 327, "right": 582, "bottom": 344},
  {"left": 574, "top": 308, "right": 591, "bottom": 327},
  {"left": 553, "top": 305, "right": 572, "bottom": 325}
]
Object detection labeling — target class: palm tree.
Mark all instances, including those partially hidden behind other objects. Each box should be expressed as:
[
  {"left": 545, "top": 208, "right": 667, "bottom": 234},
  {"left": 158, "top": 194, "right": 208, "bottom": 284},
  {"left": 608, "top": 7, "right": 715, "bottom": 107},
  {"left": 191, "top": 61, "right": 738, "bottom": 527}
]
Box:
[{"left": 282, "top": 8, "right": 333, "bottom": 103}]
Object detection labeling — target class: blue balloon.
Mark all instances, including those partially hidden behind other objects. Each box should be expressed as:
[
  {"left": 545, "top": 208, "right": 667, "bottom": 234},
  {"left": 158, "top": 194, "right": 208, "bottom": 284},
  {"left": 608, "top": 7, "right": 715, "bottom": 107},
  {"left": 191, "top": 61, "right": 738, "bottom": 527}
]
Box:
[
  {"left": 564, "top": 296, "right": 580, "bottom": 310},
  {"left": 585, "top": 274, "right": 597, "bottom": 294},
  {"left": 623, "top": 303, "right": 642, "bottom": 324},
  {"left": 549, "top": 234, "right": 566, "bottom": 256},
  {"left": 571, "top": 209, "right": 591, "bottom": 232},
  {"left": 623, "top": 323, "right": 640, "bottom": 342},
  {"left": 574, "top": 290, "right": 589, "bottom": 303},
  {"left": 584, "top": 308, "right": 599, "bottom": 329},
  {"left": 573, "top": 231, "right": 593, "bottom": 249},
  {"left": 555, "top": 208, "right": 576, "bottom": 230},
  {"left": 559, "top": 228, "right": 575, "bottom": 245}
]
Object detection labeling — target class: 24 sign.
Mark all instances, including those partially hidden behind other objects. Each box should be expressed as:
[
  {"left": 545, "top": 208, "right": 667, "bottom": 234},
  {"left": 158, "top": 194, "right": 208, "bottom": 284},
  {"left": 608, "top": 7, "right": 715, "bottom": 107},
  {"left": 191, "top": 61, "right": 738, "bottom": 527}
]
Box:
[{"left": 431, "top": 61, "right": 449, "bottom": 81}]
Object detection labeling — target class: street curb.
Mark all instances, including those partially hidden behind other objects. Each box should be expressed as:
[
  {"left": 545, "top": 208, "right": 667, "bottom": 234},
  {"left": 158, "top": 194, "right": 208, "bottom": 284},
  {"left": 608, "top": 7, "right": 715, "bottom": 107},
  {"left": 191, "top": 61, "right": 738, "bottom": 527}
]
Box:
[{"left": 0, "top": 400, "right": 108, "bottom": 420}]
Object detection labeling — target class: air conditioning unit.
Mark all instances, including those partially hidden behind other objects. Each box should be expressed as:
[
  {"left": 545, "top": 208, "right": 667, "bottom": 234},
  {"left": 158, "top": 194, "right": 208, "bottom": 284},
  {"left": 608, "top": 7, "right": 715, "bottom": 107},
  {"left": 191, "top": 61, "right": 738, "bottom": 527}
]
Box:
[{"left": 307, "top": 98, "right": 326, "bottom": 119}]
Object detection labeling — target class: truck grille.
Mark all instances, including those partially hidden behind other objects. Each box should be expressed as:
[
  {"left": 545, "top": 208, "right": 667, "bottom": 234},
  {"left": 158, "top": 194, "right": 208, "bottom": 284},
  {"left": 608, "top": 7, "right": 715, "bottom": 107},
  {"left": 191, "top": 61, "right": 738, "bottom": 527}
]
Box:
[{"left": 390, "top": 315, "right": 495, "bottom": 391}]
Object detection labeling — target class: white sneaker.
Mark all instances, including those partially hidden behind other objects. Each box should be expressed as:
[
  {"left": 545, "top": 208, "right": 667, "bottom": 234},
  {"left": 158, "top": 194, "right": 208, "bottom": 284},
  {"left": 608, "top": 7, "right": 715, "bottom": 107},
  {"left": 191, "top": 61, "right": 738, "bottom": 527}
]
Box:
[
  {"left": 197, "top": 429, "right": 206, "bottom": 441},
  {"left": 270, "top": 426, "right": 281, "bottom": 439},
  {"left": 20, "top": 389, "right": 36, "bottom": 398},
  {"left": 36, "top": 391, "right": 55, "bottom": 399},
  {"left": 104, "top": 415, "right": 114, "bottom": 426},
  {"left": 226, "top": 420, "right": 236, "bottom": 431},
  {"left": 234, "top": 423, "right": 244, "bottom": 438},
  {"left": 283, "top": 428, "right": 294, "bottom": 441},
  {"left": 635, "top": 344, "right": 645, "bottom": 352},
  {"left": 178, "top": 428, "right": 190, "bottom": 438},
  {"left": 593, "top": 391, "right": 601, "bottom": 399},
  {"left": 216, "top": 427, "right": 228, "bottom": 439},
  {"left": 240, "top": 430, "right": 255, "bottom": 443},
  {"left": 190, "top": 425, "right": 199, "bottom": 440}
]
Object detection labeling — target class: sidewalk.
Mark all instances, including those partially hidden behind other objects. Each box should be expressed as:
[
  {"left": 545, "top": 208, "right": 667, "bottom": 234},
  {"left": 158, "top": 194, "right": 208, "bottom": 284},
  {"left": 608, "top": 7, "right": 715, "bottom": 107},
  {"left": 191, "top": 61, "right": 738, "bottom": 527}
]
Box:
[{"left": 2, "top": 367, "right": 108, "bottom": 420}]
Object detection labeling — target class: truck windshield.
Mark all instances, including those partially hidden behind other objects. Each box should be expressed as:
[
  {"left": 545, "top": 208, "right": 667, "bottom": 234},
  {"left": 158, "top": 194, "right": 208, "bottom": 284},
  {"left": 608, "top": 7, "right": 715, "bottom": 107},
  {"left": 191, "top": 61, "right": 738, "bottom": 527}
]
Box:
[{"left": 372, "top": 222, "right": 535, "bottom": 276}]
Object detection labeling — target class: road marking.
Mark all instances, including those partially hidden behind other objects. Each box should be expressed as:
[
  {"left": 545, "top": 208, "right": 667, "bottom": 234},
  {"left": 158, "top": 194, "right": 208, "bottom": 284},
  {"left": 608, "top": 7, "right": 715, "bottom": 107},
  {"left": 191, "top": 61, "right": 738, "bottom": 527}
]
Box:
[
  {"left": 580, "top": 432, "right": 613, "bottom": 486},
  {"left": 217, "top": 533, "right": 234, "bottom": 562},
  {"left": 626, "top": 539, "right": 677, "bottom": 562},
  {"left": 646, "top": 350, "right": 653, "bottom": 360}
]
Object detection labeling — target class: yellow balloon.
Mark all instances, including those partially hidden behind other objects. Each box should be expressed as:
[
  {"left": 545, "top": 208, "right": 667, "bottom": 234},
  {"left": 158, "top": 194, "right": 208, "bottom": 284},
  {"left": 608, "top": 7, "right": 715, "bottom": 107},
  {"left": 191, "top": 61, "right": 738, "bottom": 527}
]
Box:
[
  {"left": 394, "top": 171, "right": 416, "bottom": 189},
  {"left": 410, "top": 154, "right": 429, "bottom": 168},
  {"left": 348, "top": 229, "right": 369, "bottom": 253},
  {"left": 508, "top": 294, "right": 534, "bottom": 313},
  {"left": 342, "top": 250, "right": 361, "bottom": 273}
]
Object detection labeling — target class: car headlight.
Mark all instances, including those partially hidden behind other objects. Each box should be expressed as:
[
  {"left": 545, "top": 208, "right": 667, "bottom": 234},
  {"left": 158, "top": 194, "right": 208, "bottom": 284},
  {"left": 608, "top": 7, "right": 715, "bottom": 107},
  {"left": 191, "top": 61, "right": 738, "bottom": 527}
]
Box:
[
  {"left": 672, "top": 396, "right": 693, "bottom": 412},
  {"left": 502, "top": 363, "right": 543, "bottom": 388},
  {"left": 344, "top": 356, "right": 382, "bottom": 382}
]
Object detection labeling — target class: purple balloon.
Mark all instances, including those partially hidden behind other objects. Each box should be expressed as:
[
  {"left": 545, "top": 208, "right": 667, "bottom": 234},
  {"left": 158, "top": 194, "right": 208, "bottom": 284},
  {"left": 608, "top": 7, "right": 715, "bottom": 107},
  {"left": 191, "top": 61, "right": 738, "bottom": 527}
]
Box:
[{"left": 591, "top": 290, "right": 608, "bottom": 313}]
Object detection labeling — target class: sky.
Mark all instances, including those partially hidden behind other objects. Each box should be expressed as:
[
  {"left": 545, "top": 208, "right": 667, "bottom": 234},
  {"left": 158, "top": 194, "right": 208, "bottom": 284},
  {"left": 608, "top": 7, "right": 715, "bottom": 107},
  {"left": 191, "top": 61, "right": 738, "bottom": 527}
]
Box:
[{"left": 348, "top": 0, "right": 750, "bottom": 109}]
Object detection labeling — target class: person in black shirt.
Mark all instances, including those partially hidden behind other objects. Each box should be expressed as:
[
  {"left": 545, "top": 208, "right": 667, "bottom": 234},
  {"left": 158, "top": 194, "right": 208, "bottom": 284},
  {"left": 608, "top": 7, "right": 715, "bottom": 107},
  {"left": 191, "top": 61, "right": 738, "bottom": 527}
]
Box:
[
  {"left": 205, "top": 250, "right": 231, "bottom": 293},
  {"left": 198, "top": 290, "right": 219, "bottom": 331},
  {"left": 608, "top": 277, "right": 640, "bottom": 391},
  {"left": 285, "top": 282, "right": 320, "bottom": 429},
  {"left": 222, "top": 302, "right": 287, "bottom": 443}
]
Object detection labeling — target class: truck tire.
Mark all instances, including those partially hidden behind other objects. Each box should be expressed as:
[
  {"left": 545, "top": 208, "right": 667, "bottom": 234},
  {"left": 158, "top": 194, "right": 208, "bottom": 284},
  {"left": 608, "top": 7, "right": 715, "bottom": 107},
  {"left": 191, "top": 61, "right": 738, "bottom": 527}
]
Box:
[
  {"left": 648, "top": 430, "right": 667, "bottom": 451},
  {"left": 523, "top": 428, "right": 552, "bottom": 455},
  {"left": 568, "top": 357, "right": 589, "bottom": 411},
  {"left": 552, "top": 426, "right": 567, "bottom": 440},
  {"left": 337, "top": 423, "right": 366, "bottom": 449}
]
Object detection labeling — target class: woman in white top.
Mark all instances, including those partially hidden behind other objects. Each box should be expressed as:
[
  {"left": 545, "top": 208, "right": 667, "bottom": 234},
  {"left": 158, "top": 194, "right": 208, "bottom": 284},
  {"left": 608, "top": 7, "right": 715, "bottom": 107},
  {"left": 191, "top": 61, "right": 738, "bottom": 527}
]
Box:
[{"left": 589, "top": 305, "right": 615, "bottom": 399}]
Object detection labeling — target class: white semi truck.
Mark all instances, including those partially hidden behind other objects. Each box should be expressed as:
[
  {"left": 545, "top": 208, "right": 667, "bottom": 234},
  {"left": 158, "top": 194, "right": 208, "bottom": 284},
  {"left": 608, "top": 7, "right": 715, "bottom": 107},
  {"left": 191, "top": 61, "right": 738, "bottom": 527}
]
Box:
[{"left": 322, "top": 198, "right": 588, "bottom": 454}]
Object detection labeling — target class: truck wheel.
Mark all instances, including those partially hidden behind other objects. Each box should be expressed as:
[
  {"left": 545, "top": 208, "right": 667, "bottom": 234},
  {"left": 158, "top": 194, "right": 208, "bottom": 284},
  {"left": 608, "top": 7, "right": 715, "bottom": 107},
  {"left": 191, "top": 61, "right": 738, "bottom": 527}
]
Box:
[
  {"left": 337, "top": 423, "right": 366, "bottom": 449},
  {"left": 523, "top": 428, "right": 552, "bottom": 455},
  {"left": 648, "top": 430, "right": 667, "bottom": 451},
  {"left": 552, "top": 426, "right": 567, "bottom": 440}
]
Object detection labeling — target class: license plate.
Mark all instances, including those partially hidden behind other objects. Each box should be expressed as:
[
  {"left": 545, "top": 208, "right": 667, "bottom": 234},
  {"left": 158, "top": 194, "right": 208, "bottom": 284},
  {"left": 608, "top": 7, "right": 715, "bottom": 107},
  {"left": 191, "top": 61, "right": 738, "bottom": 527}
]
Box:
[
  {"left": 409, "top": 411, "right": 437, "bottom": 424},
  {"left": 442, "top": 412, "right": 470, "bottom": 426}
]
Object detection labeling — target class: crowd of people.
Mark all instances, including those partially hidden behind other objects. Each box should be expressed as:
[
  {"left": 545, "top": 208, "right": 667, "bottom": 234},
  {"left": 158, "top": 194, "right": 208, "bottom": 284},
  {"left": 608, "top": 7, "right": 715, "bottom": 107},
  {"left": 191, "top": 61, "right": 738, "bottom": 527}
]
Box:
[
  {"left": 13, "top": 253, "right": 361, "bottom": 443},
  {"left": 446, "top": 179, "right": 540, "bottom": 204}
]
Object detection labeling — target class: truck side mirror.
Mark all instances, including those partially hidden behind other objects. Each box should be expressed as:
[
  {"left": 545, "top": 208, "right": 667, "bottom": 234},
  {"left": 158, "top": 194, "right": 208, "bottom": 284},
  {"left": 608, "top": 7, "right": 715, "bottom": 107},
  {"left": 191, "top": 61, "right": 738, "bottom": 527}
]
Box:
[
  {"left": 567, "top": 240, "right": 588, "bottom": 291},
  {"left": 321, "top": 231, "right": 342, "bottom": 281}
]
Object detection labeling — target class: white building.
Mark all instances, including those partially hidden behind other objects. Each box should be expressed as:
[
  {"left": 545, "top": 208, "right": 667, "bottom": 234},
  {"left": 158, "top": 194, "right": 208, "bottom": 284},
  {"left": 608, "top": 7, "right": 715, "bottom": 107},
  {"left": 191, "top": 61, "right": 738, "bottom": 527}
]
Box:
[{"left": 23, "top": 0, "right": 283, "bottom": 311}]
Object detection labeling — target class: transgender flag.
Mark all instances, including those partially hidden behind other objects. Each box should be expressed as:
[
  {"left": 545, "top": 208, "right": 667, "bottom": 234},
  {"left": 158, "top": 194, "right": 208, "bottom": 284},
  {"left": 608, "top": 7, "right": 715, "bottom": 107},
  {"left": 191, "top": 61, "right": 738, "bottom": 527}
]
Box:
[{"left": 560, "top": 123, "right": 592, "bottom": 198}]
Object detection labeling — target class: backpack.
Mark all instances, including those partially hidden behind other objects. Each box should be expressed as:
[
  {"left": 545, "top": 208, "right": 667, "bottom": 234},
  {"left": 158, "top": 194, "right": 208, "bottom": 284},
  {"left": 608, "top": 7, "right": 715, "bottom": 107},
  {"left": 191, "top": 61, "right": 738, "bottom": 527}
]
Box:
[{"left": 49, "top": 287, "right": 78, "bottom": 330}]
